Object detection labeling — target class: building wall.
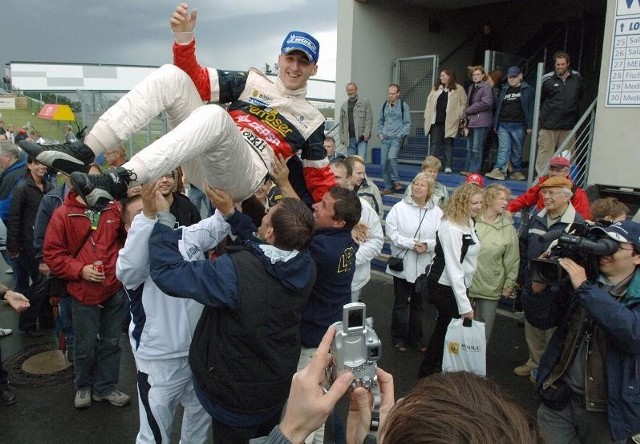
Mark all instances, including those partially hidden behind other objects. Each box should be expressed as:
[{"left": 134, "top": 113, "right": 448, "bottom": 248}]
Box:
[{"left": 589, "top": 0, "right": 640, "bottom": 188}]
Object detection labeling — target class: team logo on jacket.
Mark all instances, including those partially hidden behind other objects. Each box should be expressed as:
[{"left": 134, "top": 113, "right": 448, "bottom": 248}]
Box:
[{"left": 248, "top": 89, "right": 274, "bottom": 107}]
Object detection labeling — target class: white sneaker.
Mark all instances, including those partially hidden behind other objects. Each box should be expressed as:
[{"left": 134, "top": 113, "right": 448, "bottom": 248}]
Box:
[
  {"left": 0, "top": 328, "right": 12, "bottom": 337},
  {"left": 5, "top": 268, "right": 12, "bottom": 274},
  {"left": 444, "top": 167, "right": 452, "bottom": 174},
  {"left": 74, "top": 388, "right": 92, "bottom": 409},
  {"left": 92, "top": 389, "right": 131, "bottom": 407}
]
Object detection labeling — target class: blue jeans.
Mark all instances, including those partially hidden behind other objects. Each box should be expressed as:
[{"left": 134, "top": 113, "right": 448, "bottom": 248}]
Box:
[
  {"left": 429, "top": 123, "right": 453, "bottom": 170},
  {"left": 347, "top": 137, "right": 368, "bottom": 159},
  {"left": 381, "top": 136, "right": 403, "bottom": 188},
  {"left": 188, "top": 184, "right": 213, "bottom": 218},
  {"left": 464, "top": 127, "right": 487, "bottom": 173},
  {"left": 495, "top": 122, "right": 526, "bottom": 172},
  {"left": 72, "top": 291, "right": 124, "bottom": 395}
]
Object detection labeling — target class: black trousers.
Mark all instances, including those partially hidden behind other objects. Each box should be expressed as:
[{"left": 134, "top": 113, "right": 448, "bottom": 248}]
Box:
[{"left": 419, "top": 279, "right": 460, "bottom": 378}]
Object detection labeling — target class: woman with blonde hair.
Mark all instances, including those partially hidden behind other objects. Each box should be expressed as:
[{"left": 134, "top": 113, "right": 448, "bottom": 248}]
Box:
[
  {"left": 385, "top": 172, "right": 443, "bottom": 352},
  {"left": 468, "top": 184, "right": 519, "bottom": 343},
  {"left": 423, "top": 69, "right": 467, "bottom": 174},
  {"left": 419, "top": 183, "right": 483, "bottom": 377}
]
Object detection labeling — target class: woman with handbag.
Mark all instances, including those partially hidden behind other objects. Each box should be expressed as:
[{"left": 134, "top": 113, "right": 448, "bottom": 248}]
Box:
[
  {"left": 468, "top": 184, "right": 519, "bottom": 343},
  {"left": 419, "top": 183, "right": 483, "bottom": 377},
  {"left": 385, "top": 173, "right": 443, "bottom": 352},
  {"left": 423, "top": 69, "right": 467, "bottom": 174}
]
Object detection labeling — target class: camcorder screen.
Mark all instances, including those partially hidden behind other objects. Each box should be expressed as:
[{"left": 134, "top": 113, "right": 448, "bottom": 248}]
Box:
[{"left": 348, "top": 309, "right": 364, "bottom": 329}]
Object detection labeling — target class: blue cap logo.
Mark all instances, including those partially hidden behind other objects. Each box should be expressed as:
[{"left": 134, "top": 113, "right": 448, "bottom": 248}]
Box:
[{"left": 281, "top": 31, "right": 319, "bottom": 63}]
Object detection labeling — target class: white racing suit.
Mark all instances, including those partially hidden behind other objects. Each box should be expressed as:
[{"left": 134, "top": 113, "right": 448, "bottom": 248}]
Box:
[
  {"left": 116, "top": 211, "right": 230, "bottom": 444},
  {"left": 88, "top": 39, "right": 334, "bottom": 202}
]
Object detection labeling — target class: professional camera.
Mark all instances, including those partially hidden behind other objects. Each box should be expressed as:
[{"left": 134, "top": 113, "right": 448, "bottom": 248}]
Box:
[
  {"left": 530, "top": 222, "right": 619, "bottom": 285},
  {"left": 329, "top": 302, "right": 381, "bottom": 390}
]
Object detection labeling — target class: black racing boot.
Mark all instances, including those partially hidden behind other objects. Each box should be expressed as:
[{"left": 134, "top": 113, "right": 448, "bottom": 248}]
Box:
[
  {"left": 70, "top": 168, "right": 134, "bottom": 211},
  {"left": 18, "top": 140, "right": 95, "bottom": 174}
]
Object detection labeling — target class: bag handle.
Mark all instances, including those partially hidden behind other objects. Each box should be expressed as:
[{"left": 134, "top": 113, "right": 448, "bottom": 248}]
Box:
[{"left": 395, "top": 208, "right": 429, "bottom": 260}]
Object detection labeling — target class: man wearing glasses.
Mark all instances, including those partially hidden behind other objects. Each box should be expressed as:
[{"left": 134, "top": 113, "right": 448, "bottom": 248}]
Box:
[{"left": 527, "top": 220, "right": 640, "bottom": 443}]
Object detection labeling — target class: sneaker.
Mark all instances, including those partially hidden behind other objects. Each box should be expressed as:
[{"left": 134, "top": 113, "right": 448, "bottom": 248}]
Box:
[
  {"left": 485, "top": 168, "right": 506, "bottom": 181},
  {"left": 70, "top": 168, "right": 134, "bottom": 211},
  {"left": 74, "top": 388, "right": 92, "bottom": 409},
  {"left": 393, "top": 182, "right": 404, "bottom": 192},
  {"left": 513, "top": 363, "right": 537, "bottom": 377},
  {"left": 444, "top": 167, "right": 452, "bottom": 174},
  {"left": 0, "top": 328, "right": 12, "bottom": 337},
  {"left": 0, "top": 382, "right": 16, "bottom": 406},
  {"left": 459, "top": 171, "right": 470, "bottom": 176},
  {"left": 510, "top": 171, "right": 527, "bottom": 181},
  {"left": 92, "top": 389, "right": 131, "bottom": 407},
  {"left": 5, "top": 268, "right": 12, "bottom": 274},
  {"left": 380, "top": 188, "right": 393, "bottom": 195},
  {"left": 19, "top": 140, "right": 95, "bottom": 175}
]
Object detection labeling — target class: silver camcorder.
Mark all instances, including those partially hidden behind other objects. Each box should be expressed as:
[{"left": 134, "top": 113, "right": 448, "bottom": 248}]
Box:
[{"left": 330, "top": 302, "right": 381, "bottom": 390}]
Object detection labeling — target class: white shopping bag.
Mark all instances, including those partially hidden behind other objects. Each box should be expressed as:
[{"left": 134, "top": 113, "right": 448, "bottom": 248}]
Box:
[{"left": 442, "top": 318, "right": 486, "bottom": 376}]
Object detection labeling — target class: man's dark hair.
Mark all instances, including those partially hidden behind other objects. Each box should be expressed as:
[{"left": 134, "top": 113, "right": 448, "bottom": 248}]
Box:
[
  {"left": 330, "top": 158, "right": 352, "bottom": 178},
  {"left": 553, "top": 51, "right": 571, "bottom": 64},
  {"left": 122, "top": 195, "right": 143, "bottom": 227},
  {"left": 271, "top": 197, "right": 315, "bottom": 251},
  {"left": 329, "top": 186, "right": 361, "bottom": 230}
]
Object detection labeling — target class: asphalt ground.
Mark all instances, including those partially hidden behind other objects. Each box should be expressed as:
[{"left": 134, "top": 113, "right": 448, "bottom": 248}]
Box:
[{"left": 0, "top": 269, "right": 539, "bottom": 444}]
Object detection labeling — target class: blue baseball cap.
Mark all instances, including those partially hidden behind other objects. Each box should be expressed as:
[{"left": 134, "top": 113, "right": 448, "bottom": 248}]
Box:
[
  {"left": 281, "top": 31, "right": 319, "bottom": 63},
  {"left": 507, "top": 66, "right": 522, "bottom": 77},
  {"left": 593, "top": 221, "right": 640, "bottom": 250}
]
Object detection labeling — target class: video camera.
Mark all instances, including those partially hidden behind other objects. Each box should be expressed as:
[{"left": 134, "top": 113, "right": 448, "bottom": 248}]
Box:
[
  {"left": 329, "top": 302, "right": 381, "bottom": 390},
  {"left": 530, "top": 222, "right": 619, "bottom": 285}
]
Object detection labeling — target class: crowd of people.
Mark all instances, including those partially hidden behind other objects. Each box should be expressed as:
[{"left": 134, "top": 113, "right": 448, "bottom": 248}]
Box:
[{"left": 1, "top": 3, "right": 640, "bottom": 444}]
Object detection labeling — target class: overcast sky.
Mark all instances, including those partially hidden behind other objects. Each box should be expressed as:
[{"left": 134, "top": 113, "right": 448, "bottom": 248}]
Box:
[{"left": 1, "top": 0, "right": 338, "bottom": 81}]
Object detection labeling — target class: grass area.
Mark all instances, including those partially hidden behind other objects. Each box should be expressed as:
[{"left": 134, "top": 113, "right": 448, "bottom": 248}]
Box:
[{"left": 0, "top": 107, "right": 82, "bottom": 142}]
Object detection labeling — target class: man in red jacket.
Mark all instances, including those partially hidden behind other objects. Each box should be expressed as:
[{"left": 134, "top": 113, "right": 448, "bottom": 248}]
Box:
[
  {"left": 43, "top": 191, "right": 130, "bottom": 410},
  {"left": 506, "top": 156, "right": 590, "bottom": 219}
]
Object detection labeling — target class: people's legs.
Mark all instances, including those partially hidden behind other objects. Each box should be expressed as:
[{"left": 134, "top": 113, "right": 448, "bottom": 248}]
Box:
[
  {"left": 391, "top": 277, "right": 411, "bottom": 346},
  {"left": 524, "top": 320, "right": 556, "bottom": 368},
  {"left": 93, "top": 292, "right": 124, "bottom": 396},
  {"left": 124, "top": 104, "right": 266, "bottom": 202},
  {"left": 429, "top": 123, "right": 444, "bottom": 160},
  {"left": 465, "top": 127, "right": 486, "bottom": 173},
  {"left": 419, "top": 280, "right": 459, "bottom": 377},
  {"left": 387, "top": 137, "right": 402, "bottom": 186},
  {"left": 407, "top": 283, "right": 425, "bottom": 347},
  {"left": 472, "top": 298, "right": 498, "bottom": 343},
  {"left": 509, "top": 123, "right": 527, "bottom": 172},
  {"left": 58, "top": 295, "right": 74, "bottom": 361},
  {"left": 351, "top": 288, "right": 362, "bottom": 303},
  {"left": 135, "top": 360, "right": 179, "bottom": 444},
  {"left": 494, "top": 123, "right": 513, "bottom": 172},
  {"left": 211, "top": 412, "right": 280, "bottom": 444},
  {"left": 85, "top": 64, "right": 204, "bottom": 155},
  {"left": 380, "top": 138, "right": 392, "bottom": 189},
  {"left": 443, "top": 137, "right": 454, "bottom": 171},
  {"left": 356, "top": 139, "right": 368, "bottom": 160},
  {"left": 347, "top": 137, "right": 358, "bottom": 157},
  {"left": 535, "top": 129, "right": 558, "bottom": 175},
  {"left": 180, "top": 362, "right": 212, "bottom": 444},
  {"left": 537, "top": 401, "right": 581, "bottom": 444},
  {"left": 72, "top": 298, "right": 100, "bottom": 391},
  {"left": 571, "top": 396, "right": 622, "bottom": 444}
]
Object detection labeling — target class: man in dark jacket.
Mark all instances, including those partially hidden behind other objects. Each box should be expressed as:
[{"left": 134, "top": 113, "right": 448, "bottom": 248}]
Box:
[
  {"left": 7, "top": 157, "right": 52, "bottom": 336},
  {"left": 149, "top": 191, "right": 316, "bottom": 444},
  {"left": 535, "top": 51, "right": 584, "bottom": 175},
  {"left": 485, "top": 65, "right": 535, "bottom": 181},
  {"left": 527, "top": 221, "right": 640, "bottom": 443},
  {"left": 0, "top": 141, "right": 27, "bottom": 223}
]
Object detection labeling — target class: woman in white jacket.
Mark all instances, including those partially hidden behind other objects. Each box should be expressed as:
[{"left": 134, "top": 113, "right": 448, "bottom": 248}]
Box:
[
  {"left": 385, "top": 173, "right": 443, "bottom": 352},
  {"left": 419, "top": 183, "right": 483, "bottom": 377}
]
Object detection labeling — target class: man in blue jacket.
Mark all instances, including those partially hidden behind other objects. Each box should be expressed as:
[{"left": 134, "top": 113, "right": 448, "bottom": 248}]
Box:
[
  {"left": 527, "top": 221, "right": 640, "bottom": 443},
  {"left": 148, "top": 188, "right": 316, "bottom": 444}
]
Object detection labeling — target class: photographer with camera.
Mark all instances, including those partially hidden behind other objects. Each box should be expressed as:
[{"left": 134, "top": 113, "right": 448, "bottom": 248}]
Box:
[
  {"left": 514, "top": 176, "right": 585, "bottom": 379},
  {"left": 527, "top": 221, "right": 640, "bottom": 443}
]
